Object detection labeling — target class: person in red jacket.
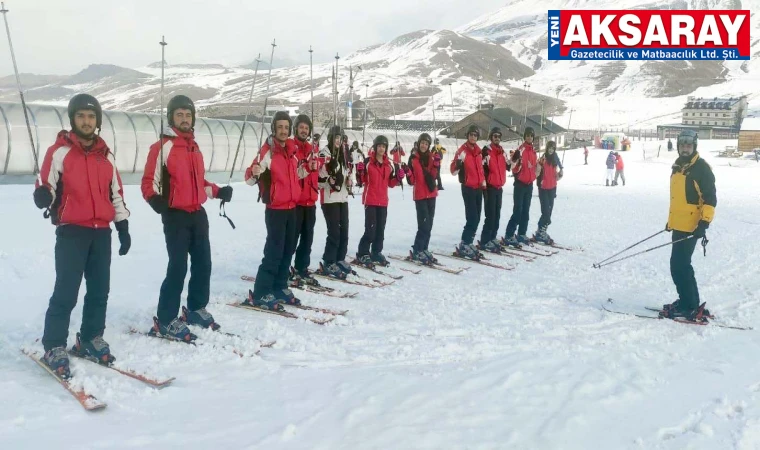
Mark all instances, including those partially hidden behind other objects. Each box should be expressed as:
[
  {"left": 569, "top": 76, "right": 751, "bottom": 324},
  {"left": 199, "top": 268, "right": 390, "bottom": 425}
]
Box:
[
  {"left": 354, "top": 135, "right": 402, "bottom": 268},
  {"left": 534, "top": 141, "right": 564, "bottom": 244},
  {"left": 391, "top": 141, "right": 405, "bottom": 165},
  {"left": 502, "top": 127, "right": 538, "bottom": 248},
  {"left": 141, "top": 95, "right": 232, "bottom": 342},
  {"left": 406, "top": 133, "right": 439, "bottom": 265},
  {"left": 479, "top": 127, "right": 507, "bottom": 253},
  {"left": 613, "top": 152, "right": 625, "bottom": 186},
  {"left": 583, "top": 145, "right": 589, "bottom": 165},
  {"left": 288, "top": 114, "right": 322, "bottom": 287},
  {"left": 243, "top": 111, "right": 309, "bottom": 309},
  {"left": 32, "top": 94, "right": 131, "bottom": 378},
  {"left": 450, "top": 124, "right": 486, "bottom": 259}
]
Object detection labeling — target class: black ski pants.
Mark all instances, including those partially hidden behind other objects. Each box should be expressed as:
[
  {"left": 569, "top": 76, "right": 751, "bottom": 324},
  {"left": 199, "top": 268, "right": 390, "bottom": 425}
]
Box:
[
  {"left": 293, "top": 205, "right": 316, "bottom": 273},
  {"left": 43, "top": 225, "right": 112, "bottom": 351},
  {"left": 480, "top": 187, "right": 503, "bottom": 244},
  {"left": 505, "top": 181, "right": 533, "bottom": 238},
  {"left": 253, "top": 208, "right": 298, "bottom": 299},
  {"left": 460, "top": 185, "right": 483, "bottom": 245},
  {"left": 413, "top": 198, "right": 436, "bottom": 252},
  {"left": 670, "top": 230, "right": 700, "bottom": 310},
  {"left": 321, "top": 202, "right": 349, "bottom": 264},
  {"left": 537, "top": 188, "right": 556, "bottom": 230},
  {"left": 157, "top": 208, "right": 212, "bottom": 325},
  {"left": 358, "top": 206, "right": 388, "bottom": 256}
]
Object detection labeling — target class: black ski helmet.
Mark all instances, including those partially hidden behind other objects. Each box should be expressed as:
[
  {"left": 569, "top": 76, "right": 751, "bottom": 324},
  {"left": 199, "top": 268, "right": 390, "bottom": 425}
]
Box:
[
  {"left": 167, "top": 95, "right": 196, "bottom": 128},
  {"left": 373, "top": 135, "right": 389, "bottom": 150},
  {"left": 466, "top": 124, "right": 480, "bottom": 138},
  {"left": 327, "top": 125, "right": 343, "bottom": 149},
  {"left": 417, "top": 132, "right": 432, "bottom": 148},
  {"left": 293, "top": 113, "right": 312, "bottom": 137},
  {"left": 67, "top": 93, "right": 102, "bottom": 131},
  {"left": 546, "top": 140, "right": 557, "bottom": 151},
  {"left": 271, "top": 111, "right": 293, "bottom": 136},
  {"left": 677, "top": 129, "right": 698, "bottom": 152},
  {"left": 524, "top": 127, "right": 535, "bottom": 139},
  {"left": 489, "top": 127, "right": 502, "bottom": 139}
]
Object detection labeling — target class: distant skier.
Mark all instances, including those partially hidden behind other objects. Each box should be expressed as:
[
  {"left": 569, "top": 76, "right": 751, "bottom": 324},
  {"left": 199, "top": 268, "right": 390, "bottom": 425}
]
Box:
[
  {"left": 534, "top": 141, "right": 563, "bottom": 244},
  {"left": 244, "top": 111, "right": 307, "bottom": 310},
  {"left": 354, "top": 135, "right": 403, "bottom": 268},
  {"left": 349, "top": 141, "right": 365, "bottom": 189},
  {"left": 142, "top": 95, "right": 232, "bottom": 341},
  {"left": 289, "top": 114, "right": 322, "bottom": 288},
  {"left": 433, "top": 138, "right": 447, "bottom": 190},
  {"left": 406, "top": 133, "right": 440, "bottom": 265},
  {"left": 318, "top": 126, "right": 353, "bottom": 279},
  {"left": 450, "top": 124, "right": 486, "bottom": 260},
  {"left": 583, "top": 145, "right": 589, "bottom": 165},
  {"left": 391, "top": 141, "right": 406, "bottom": 165},
  {"left": 33, "top": 94, "right": 131, "bottom": 378},
  {"left": 613, "top": 152, "right": 625, "bottom": 186},
  {"left": 667, "top": 138, "right": 673, "bottom": 152},
  {"left": 479, "top": 127, "right": 507, "bottom": 253},
  {"left": 502, "top": 127, "right": 538, "bottom": 247},
  {"left": 661, "top": 130, "right": 716, "bottom": 322},
  {"left": 605, "top": 151, "right": 616, "bottom": 186}
]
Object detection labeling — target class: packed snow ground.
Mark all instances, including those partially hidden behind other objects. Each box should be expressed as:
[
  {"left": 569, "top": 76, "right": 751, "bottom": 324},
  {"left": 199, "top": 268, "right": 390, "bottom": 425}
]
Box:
[{"left": 1, "top": 139, "right": 759, "bottom": 449}]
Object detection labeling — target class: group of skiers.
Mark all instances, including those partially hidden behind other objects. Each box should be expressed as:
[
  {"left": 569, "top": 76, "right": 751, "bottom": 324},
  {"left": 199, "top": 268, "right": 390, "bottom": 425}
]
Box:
[
  {"left": 31, "top": 91, "right": 717, "bottom": 380},
  {"left": 604, "top": 151, "right": 625, "bottom": 186}
]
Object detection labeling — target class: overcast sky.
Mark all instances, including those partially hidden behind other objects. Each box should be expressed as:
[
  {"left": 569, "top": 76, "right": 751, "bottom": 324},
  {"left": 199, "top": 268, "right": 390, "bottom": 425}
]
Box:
[{"left": 0, "top": 0, "right": 500, "bottom": 76}]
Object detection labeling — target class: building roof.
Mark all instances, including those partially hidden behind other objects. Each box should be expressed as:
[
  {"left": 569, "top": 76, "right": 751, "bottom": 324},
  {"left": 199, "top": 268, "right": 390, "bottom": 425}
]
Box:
[
  {"left": 740, "top": 117, "right": 760, "bottom": 131},
  {"left": 448, "top": 108, "right": 566, "bottom": 140},
  {"left": 683, "top": 96, "right": 745, "bottom": 110}
]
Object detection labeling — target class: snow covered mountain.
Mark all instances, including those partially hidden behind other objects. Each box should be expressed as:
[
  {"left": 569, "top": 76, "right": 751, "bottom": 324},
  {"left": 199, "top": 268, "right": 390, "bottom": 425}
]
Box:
[{"left": 1, "top": 1, "right": 758, "bottom": 130}]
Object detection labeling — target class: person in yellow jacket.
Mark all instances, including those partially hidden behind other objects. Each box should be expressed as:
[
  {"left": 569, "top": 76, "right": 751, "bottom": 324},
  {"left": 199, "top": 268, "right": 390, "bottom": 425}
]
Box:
[{"left": 662, "top": 130, "right": 716, "bottom": 322}]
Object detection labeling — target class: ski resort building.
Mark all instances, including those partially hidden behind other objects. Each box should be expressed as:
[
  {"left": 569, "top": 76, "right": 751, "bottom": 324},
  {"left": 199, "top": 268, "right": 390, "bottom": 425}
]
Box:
[
  {"left": 738, "top": 117, "right": 760, "bottom": 153},
  {"left": 447, "top": 108, "right": 567, "bottom": 147}
]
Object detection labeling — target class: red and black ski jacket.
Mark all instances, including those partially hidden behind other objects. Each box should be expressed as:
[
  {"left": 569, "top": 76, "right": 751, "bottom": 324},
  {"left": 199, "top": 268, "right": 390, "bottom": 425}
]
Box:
[
  {"left": 37, "top": 130, "right": 130, "bottom": 228},
  {"left": 406, "top": 150, "right": 439, "bottom": 200},
  {"left": 450, "top": 141, "right": 485, "bottom": 189},
  {"left": 482, "top": 143, "right": 507, "bottom": 189},
  {"left": 361, "top": 153, "right": 399, "bottom": 207},
  {"left": 245, "top": 138, "right": 305, "bottom": 210},
  {"left": 511, "top": 141, "right": 537, "bottom": 186},
  {"left": 293, "top": 138, "right": 320, "bottom": 207},
  {"left": 142, "top": 127, "right": 220, "bottom": 212}
]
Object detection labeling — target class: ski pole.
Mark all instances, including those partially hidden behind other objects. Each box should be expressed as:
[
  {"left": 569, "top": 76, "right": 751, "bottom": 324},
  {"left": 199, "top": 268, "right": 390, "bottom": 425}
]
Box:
[
  {"left": 593, "top": 234, "right": 694, "bottom": 269},
  {"left": 0, "top": 3, "right": 39, "bottom": 179},
  {"left": 592, "top": 229, "right": 666, "bottom": 268},
  {"left": 158, "top": 36, "right": 167, "bottom": 194},
  {"left": 256, "top": 39, "right": 277, "bottom": 151}
]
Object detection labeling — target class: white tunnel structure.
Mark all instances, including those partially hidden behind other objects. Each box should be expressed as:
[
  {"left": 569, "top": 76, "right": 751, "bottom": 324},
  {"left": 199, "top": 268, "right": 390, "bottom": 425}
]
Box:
[{"left": 0, "top": 102, "right": 464, "bottom": 182}]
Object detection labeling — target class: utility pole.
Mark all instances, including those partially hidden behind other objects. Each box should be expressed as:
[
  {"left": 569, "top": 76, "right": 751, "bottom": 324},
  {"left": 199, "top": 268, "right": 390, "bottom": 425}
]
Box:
[
  {"left": 522, "top": 81, "right": 531, "bottom": 128},
  {"left": 428, "top": 78, "right": 436, "bottom": 142}
]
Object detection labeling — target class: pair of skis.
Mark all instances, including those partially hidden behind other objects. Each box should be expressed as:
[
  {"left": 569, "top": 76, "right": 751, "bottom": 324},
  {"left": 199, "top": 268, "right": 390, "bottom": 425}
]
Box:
[
  {"left": 22, "top": 345, "right": 176, "bottom": 411},
  {"left": 241, "top": 275, "right": 357, "bottom": 299},
  {"left": 387, "top": 251, "right": 467, "bottom": 274},
  {"left": 601, "top": 299, "right": 752, "bottom": 330}
]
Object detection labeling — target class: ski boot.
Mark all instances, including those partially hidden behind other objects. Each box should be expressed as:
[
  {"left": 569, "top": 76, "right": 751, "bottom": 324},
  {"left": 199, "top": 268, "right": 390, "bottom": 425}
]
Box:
[
  {"left": 500, "top": 235, "right": 521, "bottom": 249},
  {"left": 422, "top": 250, "right": 439, "bottom": 264},
  {"left": 411, "top": 249, "right": 433, "bottom": 265},
  {"left": 290, "top": 267, "right": 320, "bottom": 287},
  {"left": 243, "top": 290, "right": 284, "bottom": 311},
  {"left": 321, "top": 262, "right": 347, "bottom": 280},
  {"left": 660, "top": 302, "right": 710, "bottom": 323},
  {"left": 480, "top": 239, "right": 501, "bottom": 254},
  {"left": 517, "top": 235, "right": 531, "bottom": 246},
  {"left": 274, "top": 288, "right": 301, "bottom": 306},
  {"left": 534, "top": 226, "right": 553, "bottom": 245},
  {"left": 150, "top": 317, "right": 197, "bottom": 342},
  {"left": 71, "top": 333, "right": 115, "bottom": 365},
  {"left": 336, "top": 260, "right": 353, "bottom": 275},
  {"left": 455, "top": 241, "right": 480, "bottom": 260},
  {"left": 42, "top": 346, "right": 71, "bottom": 379},
  {"left": 181, "top": 306, "right": 220, "bottom": 331},
  {"left": 356, "top": 253, "right": 375, "bottom": 269},
  {"left": 371, "top": 252, "right": 390, "bottom": 267}
]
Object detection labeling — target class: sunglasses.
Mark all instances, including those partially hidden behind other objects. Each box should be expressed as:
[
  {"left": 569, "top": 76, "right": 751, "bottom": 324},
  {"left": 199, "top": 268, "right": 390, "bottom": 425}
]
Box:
[
  {"left": 677, "top": 136, "right": 696, "bottom": 145},
  {"left": 492, "top": 134, "right": 502, "bottom": 139}
]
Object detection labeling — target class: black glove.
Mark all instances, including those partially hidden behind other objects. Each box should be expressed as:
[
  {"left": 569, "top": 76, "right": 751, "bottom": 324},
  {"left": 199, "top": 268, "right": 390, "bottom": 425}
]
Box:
[
  {"left": 115, "top": 220, "right": 131, "bottom": 256},
  {"left": 692, "top": 220, "right": 709, "bottom": 239},
  {"left": 665, "top": 222, "right": 671, "bottom": 232},
  {"left": 33, "top": 186, "right": 53, "bottom": 209},
  {"left": 217, "top": 186, "right": 233, "bottom": 202},
  {"left": 148, "top": 195, "right": 169, "bottom": 215}
]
